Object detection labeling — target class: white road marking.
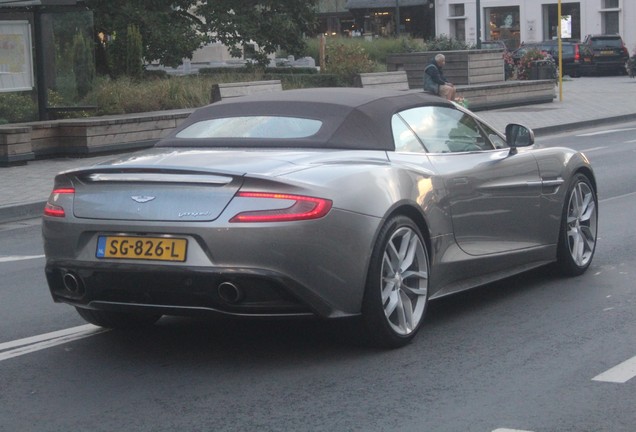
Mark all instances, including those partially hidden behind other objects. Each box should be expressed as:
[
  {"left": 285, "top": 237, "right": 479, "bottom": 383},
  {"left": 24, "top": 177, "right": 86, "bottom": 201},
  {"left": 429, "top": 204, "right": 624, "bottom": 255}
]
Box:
[
  {"left": 592, "top": 355, "right": 636, "bottom": 383},
  {"left": 492, "top": 429, "right": 534, "bottom": 432},
  {"left": 577, "top": 128, "right": 636, "bottom": 137},
  {"left": 580, "top": 146, "right": 606, "bottom": 152},
  {"left": 0, "top": 254, "right": 45, "bottom": 263},
  {"left": 599, "top": 190, "right": 636, "bottom": 203},
  {"left": 0, "top": 324, "right": 108, "bottom": 362}
]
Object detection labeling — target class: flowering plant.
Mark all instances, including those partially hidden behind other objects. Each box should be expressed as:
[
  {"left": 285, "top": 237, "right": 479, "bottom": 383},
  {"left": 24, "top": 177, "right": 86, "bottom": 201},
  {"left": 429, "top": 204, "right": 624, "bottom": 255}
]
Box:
[
  {"left": 454, "top": 96, "right": 469, "bottom": 108},
  {"left": 502, "top": 51, "right": 516, "bottom": 80},
  {"left": 516, "top": 48, "right": 556, "bottom": 80}
]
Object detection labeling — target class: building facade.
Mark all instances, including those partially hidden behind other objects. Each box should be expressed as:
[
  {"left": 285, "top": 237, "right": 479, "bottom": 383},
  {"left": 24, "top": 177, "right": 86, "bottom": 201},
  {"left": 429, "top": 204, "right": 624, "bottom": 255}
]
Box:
[
  {"left": 436, "top": 0, "right": 635, "bottom": 52},
  {"left": 317, "top": 0, "right": 436, "bottom": 39}
]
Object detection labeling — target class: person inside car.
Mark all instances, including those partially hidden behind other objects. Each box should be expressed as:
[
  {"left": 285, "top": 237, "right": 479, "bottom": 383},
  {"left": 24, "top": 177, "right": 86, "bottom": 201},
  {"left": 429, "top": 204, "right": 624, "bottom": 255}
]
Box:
[{"left": 423, "top": 53, "right": 456, "bottom": 101}]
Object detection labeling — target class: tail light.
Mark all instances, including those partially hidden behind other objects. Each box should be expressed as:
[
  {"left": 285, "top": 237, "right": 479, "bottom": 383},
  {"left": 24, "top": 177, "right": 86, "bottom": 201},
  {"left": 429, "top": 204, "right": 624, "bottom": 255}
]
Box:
[
  {"left": 229, "top": 192, "right": 332, "bottom": 223},
  {"left": 574, "top": 44, "right": 580, "bottom": 63},
  {"left": 44, "top": 188, "right": 75, "bottom": 218}
]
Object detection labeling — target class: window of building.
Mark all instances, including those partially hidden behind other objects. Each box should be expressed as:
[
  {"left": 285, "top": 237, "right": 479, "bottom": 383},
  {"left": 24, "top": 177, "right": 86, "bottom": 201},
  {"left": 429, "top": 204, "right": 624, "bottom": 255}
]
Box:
[
  {"left": 448, "top": 3, "right": 466, "bottom": 41},
  {"left": 543, "top": 3, "right": 581, "bottom": 41},
  {"left": 600, "top": 0, "right": 620, "bottom": 34},
  {"left": 484, "top": 7, "right": 520, "bottom": 50}
]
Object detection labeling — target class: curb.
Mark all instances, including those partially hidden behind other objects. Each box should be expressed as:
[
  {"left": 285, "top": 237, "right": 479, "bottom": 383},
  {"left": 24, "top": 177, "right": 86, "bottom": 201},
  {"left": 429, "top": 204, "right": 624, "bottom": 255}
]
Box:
[
  {"left": 0, "top": 201, "right": 45, "bottom": 223},
  {"left": 532, "top": 113, "right": 636, "bottom": 136}
]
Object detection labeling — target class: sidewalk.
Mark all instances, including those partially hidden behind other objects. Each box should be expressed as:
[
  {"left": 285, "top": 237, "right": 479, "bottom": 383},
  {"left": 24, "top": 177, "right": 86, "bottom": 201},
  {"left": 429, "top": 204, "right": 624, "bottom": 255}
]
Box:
[{"left": 1, "top": 76, "right": 635, "bottom": 223}]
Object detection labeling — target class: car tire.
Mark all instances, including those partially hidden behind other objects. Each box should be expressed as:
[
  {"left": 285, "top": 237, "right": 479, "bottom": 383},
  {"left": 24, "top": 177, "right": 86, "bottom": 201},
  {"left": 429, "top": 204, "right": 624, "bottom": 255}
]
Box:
[
  {"left": 75, "top": 307, "right": 161, "bottom": 328},
  {"left": 361, "top": 215, "right": 429, "bottom": 348},
  {"left": 555, "top": 173, "right": 598, "bottom": 276}
]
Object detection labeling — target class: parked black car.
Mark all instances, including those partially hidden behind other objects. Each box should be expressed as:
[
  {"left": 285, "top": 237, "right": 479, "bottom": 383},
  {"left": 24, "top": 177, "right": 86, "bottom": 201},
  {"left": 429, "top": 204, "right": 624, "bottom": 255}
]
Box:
[
  {"left": 512, "top": 40, "right": 582, "bottom": 77},
  {"left": 579, "top": 34, "right": 630, "bottom": 75}
]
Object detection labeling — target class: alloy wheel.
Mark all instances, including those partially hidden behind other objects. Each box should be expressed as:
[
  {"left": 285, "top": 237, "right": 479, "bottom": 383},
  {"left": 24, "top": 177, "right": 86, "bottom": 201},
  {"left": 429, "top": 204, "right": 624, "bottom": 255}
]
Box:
[
  {"left": 566, "top": 180, "right": 597, "bottom": 267},
  {"left": 380, "top": 226, "right": 429, "bottom": 335}
]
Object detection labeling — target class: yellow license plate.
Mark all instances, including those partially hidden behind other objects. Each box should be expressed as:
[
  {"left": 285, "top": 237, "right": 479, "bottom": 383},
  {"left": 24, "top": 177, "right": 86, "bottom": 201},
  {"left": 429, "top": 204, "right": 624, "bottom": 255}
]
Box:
[
  {"left": 600, "top": 50, "right": 614, "bottom": 55},
  {"left": 97, "top": 235, "right": 187, "bottom": 262}
]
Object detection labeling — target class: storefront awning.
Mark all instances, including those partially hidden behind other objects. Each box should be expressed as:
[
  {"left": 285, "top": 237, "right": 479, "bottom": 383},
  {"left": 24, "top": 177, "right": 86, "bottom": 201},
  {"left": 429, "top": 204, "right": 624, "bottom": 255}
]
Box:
[{"left": 346, "top": 0, "right": 428, "bottom": 9}]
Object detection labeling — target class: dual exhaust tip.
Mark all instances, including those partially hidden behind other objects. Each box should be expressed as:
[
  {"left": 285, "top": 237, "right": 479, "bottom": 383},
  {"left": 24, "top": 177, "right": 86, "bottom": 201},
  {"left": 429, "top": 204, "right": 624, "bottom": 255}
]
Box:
[
  {"left": 62, "top": 271, "right": 85, "bottom": 296},
  {"left": 217, "top": 281, "right": 244, "bottom": 304},
  {"left": 62, "top": 272, "right": 244, "bottom": 304}
]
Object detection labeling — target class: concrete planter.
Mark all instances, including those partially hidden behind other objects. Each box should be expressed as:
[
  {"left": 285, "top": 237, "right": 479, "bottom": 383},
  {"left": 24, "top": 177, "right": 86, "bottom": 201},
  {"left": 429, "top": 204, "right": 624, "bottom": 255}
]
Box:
[{"left": 386, "top": 50, "right": 505, "bottom": 90}]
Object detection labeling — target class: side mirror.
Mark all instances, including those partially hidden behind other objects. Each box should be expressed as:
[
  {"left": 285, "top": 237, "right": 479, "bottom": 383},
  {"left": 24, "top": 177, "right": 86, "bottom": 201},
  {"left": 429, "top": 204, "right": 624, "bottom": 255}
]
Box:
[{"left": 505, "top": 123, "right": 535, "bottom": 154}]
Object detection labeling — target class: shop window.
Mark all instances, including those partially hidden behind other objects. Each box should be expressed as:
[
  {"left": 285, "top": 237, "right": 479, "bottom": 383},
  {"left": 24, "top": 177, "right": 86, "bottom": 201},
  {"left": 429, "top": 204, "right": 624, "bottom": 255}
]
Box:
[
  {"left": 485, "top": 7, "right": 520, "bottom": 50},
  {"left": 543, "top": 3, "right": 580, "bottom": 41}
]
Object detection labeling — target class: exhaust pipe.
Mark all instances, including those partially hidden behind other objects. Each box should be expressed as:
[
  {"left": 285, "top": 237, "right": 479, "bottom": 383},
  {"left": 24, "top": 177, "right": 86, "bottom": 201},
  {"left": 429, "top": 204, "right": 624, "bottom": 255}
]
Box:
[
  {"left": 62, "top": 272, "right": 85, "bottom": 295},
  {"left": 218, "top": 281, "right": 243, "bottom": 304}
]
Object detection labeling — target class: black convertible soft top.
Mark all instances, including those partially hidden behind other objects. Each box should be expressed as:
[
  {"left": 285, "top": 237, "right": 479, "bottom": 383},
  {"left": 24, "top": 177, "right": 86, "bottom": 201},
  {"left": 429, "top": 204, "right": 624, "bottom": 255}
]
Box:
[{"left": 156, "top": 87, "right": 453, "bottom": 151}]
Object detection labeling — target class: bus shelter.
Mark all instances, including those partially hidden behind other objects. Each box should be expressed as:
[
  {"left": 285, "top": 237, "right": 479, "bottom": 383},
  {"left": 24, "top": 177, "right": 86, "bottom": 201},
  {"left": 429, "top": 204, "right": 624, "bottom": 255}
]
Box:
[{"left": 0, "top": 0, "right": 94, "bottom": 121}]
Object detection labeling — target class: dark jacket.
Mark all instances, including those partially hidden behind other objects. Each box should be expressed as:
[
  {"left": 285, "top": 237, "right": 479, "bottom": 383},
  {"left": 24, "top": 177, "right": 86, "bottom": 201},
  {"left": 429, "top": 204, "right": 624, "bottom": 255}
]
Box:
[
  {"left": 423, "top": 57, "right": 449, "bottom": 95},
  {"left": 424, "top": 58, "right": 449, "bottom": 85}
]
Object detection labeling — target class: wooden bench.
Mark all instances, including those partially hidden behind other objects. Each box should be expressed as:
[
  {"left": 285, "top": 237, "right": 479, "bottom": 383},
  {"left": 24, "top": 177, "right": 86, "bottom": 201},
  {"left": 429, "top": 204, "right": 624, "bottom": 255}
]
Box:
[
  {"left": 210, "top": 80, "right": 283, "bottom": 103},
  {"left": 354, "top": 71, "right": 410, "bottom": 90},
  {"left": 455, "top": 80, "right": 556, "bottom": 111}
]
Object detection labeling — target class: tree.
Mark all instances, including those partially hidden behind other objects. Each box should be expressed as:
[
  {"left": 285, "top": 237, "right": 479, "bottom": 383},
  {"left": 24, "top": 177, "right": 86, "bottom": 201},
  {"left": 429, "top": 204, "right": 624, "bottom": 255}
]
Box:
[
  {"left": 87, "top": 0, "right": 318, "bottom": 69},
  {"left": 194, "top": 0, "right": 318, "bottom": 65},
  {"left": 89, "top": 0, "right": 206, "bottom": 68}
]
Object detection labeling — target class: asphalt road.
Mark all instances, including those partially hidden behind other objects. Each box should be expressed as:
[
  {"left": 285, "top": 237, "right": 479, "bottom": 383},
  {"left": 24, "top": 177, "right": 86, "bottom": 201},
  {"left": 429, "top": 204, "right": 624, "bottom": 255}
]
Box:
[{"left": 1, "top": 121, "right": 635, "bottom": 432}]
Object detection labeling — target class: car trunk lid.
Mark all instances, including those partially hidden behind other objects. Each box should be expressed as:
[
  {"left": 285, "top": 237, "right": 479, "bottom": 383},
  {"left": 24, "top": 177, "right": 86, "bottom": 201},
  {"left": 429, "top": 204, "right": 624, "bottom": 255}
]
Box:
[{"left": 64, "top": 148, "right": 315, "bottom": 222}]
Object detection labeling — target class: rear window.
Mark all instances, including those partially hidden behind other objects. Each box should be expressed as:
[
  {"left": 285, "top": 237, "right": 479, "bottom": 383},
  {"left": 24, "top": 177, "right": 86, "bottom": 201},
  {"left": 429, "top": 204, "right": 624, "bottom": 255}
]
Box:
[
  {"left": 591, "top": 37, "right": 623, "bottom": 48},
  {"left": 176, "top": 116, "right": 323, "bottom": 139}
]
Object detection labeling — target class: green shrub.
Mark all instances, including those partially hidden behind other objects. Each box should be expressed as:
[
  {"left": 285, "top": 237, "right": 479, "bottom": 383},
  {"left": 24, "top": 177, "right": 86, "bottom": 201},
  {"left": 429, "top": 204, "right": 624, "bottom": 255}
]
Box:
[
  {"left": 0, "top": 92, "right": 37, "bottom": 123},
  {"left": 324, "top": 42, "right": 375, "bottom": 85},
  {"left": 126, "top": 24, "right": 144, "bottom": 79},
  {"left": 91, "top": 75, "right": 216, "bottom": 115},
  {"left": 304, "top": 36, "right": 425, "bottom": 68},
  {"left": 424, "top": 34, "right": 474, "bottom": 51},
  {"left": 72, "top": 31, "right": 96, "bottom": 98}
]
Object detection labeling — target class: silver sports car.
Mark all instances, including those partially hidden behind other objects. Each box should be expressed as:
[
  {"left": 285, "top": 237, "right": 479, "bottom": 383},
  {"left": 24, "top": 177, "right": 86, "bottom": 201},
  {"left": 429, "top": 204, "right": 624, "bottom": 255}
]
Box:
[{"left": 42, "top": 88, "right": 598, "bottom": 348}]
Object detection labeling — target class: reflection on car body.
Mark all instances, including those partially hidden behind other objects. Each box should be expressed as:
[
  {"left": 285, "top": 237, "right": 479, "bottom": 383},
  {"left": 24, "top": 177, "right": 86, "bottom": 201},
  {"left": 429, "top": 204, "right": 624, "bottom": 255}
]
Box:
[{"left": 42, "top": 88, "right": 598, "bottom": 348}]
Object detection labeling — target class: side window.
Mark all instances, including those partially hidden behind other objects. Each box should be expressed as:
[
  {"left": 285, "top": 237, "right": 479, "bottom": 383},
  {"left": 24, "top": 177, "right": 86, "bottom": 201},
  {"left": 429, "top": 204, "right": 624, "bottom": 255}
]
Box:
[
  {"left": 479, "top": 121, "right": 507, "bottom": 149},
  {"left": 398, "top": 106, "right": 495, "bottom": 153},
  {"left": 391, "top": 115, "right": 425, "bottom": 153}
]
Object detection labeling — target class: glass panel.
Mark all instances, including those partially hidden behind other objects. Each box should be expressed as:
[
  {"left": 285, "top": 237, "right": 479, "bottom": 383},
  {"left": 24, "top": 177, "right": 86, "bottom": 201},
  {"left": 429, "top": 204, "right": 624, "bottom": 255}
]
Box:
[
  {"left": 41, "top": 10, "right": 95, "bottom": 111},
  {"left": 391, "top": 115, "right": 425, "bottom": 153},
  {"left": 176, "top": 116, "right": 323, "bottom": 139},
  {"left": 485, "top": 6, "right": 520, "bottom": 50},
  {"left": 602, "top": 12, "right": 619, "bottom": 34},
  {"left": 450, "top": 4, "right": 465, "bottom": 17},
  {"left": 399, "top": 106, "right": 494, "bottom": 153}
]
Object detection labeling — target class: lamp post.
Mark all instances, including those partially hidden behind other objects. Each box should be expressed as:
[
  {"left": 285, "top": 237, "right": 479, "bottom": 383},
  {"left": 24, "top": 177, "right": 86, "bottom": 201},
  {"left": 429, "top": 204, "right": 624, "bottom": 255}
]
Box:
[
  {"left": 476, "top": 0, "right": 481, "bottom": 48},
  {"left": 395, "top": 0, "right": 401, "bottom": 36}
]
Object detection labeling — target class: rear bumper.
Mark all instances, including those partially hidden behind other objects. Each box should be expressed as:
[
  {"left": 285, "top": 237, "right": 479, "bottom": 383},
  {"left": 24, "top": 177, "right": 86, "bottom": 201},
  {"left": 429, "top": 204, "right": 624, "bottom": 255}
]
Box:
[{"left": 45, "top": 261, "right": 357, "bottom": 319}]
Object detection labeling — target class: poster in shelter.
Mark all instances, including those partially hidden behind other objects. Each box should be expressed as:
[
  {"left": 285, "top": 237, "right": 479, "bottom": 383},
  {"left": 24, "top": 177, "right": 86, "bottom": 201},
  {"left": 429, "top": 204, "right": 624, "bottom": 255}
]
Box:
[{"left": 0, "top": 21, "right": 34, "bottom": 92}]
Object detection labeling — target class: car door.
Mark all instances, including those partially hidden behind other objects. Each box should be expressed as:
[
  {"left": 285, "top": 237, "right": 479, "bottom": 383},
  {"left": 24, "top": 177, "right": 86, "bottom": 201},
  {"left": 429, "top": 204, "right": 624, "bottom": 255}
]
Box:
[{"left": 397, "top": 105, "right": 543, "bottom": 256}]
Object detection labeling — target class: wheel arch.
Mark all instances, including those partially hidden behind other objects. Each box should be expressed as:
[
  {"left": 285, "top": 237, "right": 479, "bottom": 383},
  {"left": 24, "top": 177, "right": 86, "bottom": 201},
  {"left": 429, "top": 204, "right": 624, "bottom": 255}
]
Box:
[
  {"left": 575, "top": 166, "right": 597, "bottom": 195},
  {"left": 384, "top": 202, "right": 433, "bottom": 260}
]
